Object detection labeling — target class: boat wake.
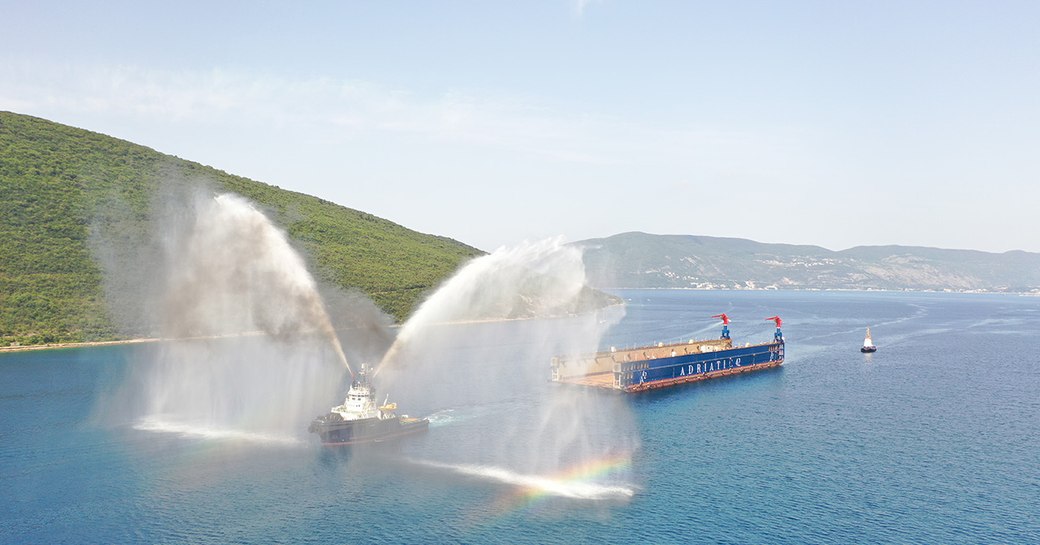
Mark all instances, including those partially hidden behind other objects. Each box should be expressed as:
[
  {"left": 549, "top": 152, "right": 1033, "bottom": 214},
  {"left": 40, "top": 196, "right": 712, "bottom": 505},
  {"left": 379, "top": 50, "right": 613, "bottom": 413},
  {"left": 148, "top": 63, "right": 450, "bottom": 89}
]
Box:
[
  {"left": 133, "top": 417, "right": 304, "bottom": 446},
  {"left": 425, "top": 409, "right": 469, "bottom": 428},
  {"left": 423, "top": 402, "right": 520, "bottom": 428},
  {"left": 408, "top": 458, "right": 635, "bottom": 500}
]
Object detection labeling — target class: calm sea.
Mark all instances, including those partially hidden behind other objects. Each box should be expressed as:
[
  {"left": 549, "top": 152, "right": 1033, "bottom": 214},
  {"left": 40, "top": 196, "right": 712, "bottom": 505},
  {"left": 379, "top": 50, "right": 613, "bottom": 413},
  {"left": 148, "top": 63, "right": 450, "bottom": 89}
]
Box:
[{"left": 2, "top": 291, "right": 1039, "bottom": 544}]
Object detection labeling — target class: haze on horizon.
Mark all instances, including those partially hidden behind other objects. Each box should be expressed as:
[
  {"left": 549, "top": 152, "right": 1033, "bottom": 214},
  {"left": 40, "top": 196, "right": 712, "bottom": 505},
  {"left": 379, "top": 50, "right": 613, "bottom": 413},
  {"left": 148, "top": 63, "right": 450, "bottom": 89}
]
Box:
[{"left": 2, "top": 1, "right": 1038, "bottom": 254}]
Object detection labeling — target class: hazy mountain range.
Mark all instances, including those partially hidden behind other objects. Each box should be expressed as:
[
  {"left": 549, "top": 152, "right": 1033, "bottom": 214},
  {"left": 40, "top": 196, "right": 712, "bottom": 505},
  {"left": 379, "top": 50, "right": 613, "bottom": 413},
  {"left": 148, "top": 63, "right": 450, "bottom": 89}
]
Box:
[{"left": 577, "top": 232, "right": 1040, "bottom": 293}]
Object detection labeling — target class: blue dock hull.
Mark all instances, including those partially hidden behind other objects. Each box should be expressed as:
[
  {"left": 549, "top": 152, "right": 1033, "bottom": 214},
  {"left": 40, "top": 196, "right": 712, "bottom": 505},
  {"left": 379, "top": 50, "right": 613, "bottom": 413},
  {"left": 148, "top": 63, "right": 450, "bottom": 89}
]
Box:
[
  {"left": 618, "top": 341, "right": 784, "bottom": 392},
  {"left": 309, "top": 416, "right": 429, "bottom": 445}
]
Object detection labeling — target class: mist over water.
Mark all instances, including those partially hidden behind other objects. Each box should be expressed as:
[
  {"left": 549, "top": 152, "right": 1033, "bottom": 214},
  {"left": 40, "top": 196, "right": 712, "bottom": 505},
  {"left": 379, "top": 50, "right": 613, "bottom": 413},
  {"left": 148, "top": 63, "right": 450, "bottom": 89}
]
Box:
[
  {"left": 96, "top": 192, "right": 637, "bottom": 497},
  {"left": 410, "top": 459, "right": 635, "bottom": 500},
  {"left": 378, "top": 239, "right": 639, "bottom": 489}
]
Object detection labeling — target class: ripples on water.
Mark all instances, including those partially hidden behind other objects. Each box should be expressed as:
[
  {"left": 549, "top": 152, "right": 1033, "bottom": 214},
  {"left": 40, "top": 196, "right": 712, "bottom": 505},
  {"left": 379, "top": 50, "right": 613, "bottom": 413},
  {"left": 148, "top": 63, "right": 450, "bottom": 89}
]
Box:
[{"left": 2, "top": 291, "right": 1039, "bottom": 543}]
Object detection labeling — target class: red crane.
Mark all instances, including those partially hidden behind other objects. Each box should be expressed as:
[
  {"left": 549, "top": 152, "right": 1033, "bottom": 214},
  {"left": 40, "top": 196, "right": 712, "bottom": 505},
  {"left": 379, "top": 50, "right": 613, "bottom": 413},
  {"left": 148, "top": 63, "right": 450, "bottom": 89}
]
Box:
[
  {"left": 765, "top": 316, "right": 782, "bottom": 328},
  {"left": 712, "top": 313, "right": 732, "bottom": 339}
]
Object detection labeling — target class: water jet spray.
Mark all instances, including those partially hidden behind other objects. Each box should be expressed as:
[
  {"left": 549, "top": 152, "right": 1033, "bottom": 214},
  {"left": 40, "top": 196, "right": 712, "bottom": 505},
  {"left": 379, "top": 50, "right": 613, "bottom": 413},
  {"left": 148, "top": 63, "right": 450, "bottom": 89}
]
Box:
[
  {"left": 371, "top": 238, "right": 639, "bottom": 486},
  {"left": 102, "top": 191, "right": 358, "bottom": 438}
]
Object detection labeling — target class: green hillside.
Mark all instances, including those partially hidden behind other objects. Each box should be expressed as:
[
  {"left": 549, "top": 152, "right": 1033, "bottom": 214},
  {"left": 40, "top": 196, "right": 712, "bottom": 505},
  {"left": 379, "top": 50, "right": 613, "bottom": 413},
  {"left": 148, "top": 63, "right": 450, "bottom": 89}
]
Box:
[{"left": 0, "top": 111, "right": 481, "bottom": 346}]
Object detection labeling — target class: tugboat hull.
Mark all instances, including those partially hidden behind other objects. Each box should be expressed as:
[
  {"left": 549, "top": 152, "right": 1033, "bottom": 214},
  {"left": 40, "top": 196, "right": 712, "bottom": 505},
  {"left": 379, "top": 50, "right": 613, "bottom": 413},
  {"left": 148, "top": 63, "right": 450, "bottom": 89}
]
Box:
[{"left": 309, "top": 415, "right": 429, "bottom": 445}]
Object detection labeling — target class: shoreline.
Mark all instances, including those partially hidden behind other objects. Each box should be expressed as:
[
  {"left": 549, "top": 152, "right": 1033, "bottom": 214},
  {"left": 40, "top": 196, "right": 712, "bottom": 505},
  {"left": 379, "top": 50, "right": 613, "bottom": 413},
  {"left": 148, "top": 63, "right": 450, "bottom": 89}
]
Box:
[
  {"left": 4, "top": 289, "right": 1027, "bottom": 353},
  {"left": 0, "top": 304, "right": 627, "bottom": 355},
  {"left": 0, "top": 337, "right": 162, "bottom": 354},
  {"left": 0, "top": 330, "right": 282, "bottom": 354}
]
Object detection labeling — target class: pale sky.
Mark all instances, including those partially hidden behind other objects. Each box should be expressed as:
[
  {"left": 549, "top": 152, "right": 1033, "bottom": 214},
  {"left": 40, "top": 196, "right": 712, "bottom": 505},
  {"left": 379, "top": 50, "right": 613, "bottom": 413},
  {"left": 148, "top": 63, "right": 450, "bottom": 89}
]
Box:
[{"left": 3, "top": 1, "right": 1039, "bottom": 253}]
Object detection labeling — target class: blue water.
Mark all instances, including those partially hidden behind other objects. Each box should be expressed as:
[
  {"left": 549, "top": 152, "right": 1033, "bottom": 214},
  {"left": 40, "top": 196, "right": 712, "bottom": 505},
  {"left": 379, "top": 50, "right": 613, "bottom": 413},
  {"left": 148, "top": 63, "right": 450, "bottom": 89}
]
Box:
[{"left": 3, "top": 291, "right": 1039, "bottom": 544}]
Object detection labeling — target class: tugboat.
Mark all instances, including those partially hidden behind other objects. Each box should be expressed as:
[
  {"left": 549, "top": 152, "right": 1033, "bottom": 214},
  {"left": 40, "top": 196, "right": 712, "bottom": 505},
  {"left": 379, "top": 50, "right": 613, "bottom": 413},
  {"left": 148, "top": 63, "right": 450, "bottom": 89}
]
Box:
[
  {"left": 860, "top": 328, "right": 878, "bottom": 353},
  {"left": 308, "top": 364, "right": 429, "bottom": 445}
]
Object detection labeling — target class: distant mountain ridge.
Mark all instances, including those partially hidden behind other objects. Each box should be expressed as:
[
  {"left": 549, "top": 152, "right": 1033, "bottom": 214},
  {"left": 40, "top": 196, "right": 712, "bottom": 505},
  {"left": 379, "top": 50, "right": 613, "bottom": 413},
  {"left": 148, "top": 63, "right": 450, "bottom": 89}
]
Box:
[{"left": 577, "top": 232, "right": 1040, "bottom": 293}]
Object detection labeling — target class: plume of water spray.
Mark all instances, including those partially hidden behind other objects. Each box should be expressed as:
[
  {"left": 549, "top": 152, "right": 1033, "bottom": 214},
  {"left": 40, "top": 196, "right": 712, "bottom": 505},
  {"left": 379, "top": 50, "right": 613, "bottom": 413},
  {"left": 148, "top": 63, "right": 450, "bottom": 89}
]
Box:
[
  {"left": 164, "top": 193, "right": 351, "bottom": 374},
  {"left": 376, "top": 238, "right": 638, "bottom": 490},
  {"left": 378, "top": 238, "right": 587, "bottom": 375},
  {"left": 99, "top": 190, "right": 364, "bottom": 439}
]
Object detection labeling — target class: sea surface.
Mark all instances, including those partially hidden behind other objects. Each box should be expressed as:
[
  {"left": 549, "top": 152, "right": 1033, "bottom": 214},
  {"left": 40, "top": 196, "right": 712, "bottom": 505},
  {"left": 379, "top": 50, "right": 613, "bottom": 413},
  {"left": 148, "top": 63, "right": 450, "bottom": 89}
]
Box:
[{"left": 2, "top": 290, "right": 1039, "bottom": 544}]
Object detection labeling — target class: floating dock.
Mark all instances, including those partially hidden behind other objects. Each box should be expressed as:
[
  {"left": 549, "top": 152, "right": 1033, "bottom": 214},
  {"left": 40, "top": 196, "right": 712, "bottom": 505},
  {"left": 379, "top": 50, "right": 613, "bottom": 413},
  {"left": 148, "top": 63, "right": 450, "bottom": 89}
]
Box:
[{"left": 551, "top": 315, "right": 785, "bottom": 393}]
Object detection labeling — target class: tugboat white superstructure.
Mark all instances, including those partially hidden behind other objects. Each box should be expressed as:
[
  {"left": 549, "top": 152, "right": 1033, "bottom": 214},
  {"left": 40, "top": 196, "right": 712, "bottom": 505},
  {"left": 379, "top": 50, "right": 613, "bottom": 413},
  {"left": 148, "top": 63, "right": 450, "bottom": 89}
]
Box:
[{"left": 308, "top": 364, "right": 429, "bottom": 445}]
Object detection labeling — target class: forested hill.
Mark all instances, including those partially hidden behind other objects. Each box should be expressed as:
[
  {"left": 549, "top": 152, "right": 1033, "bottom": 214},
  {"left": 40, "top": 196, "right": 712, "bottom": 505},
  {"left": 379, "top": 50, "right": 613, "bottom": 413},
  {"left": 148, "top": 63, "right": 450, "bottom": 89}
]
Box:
[
  {"left": 0, "top": 111, "right": 481, "bottom": 346},
  {"left": 578, "top": 232, "right": 1040, "bottom": 292}
]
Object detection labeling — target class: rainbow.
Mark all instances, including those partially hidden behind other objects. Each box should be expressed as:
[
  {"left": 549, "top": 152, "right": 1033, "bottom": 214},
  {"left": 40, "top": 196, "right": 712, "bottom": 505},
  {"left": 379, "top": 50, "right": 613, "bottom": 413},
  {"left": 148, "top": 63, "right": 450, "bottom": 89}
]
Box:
[
  {"left": 410, "top": 453, "right": 635, "bottom": 505},
  {"left": 506, "top": 452, "right": 635, "bottom": 505}
]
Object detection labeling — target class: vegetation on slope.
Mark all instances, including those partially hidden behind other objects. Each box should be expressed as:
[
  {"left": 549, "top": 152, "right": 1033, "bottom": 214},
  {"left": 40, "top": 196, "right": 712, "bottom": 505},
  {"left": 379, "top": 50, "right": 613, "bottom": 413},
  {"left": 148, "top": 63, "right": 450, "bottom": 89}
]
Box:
[{"left": 0, "top": 111, "right": 481, "bottom": 346}]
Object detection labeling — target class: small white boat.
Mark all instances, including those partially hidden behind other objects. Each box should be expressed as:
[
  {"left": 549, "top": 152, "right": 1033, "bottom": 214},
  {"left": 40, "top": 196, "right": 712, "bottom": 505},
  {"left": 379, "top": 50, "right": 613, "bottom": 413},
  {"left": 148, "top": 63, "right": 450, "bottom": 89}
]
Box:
[{"left": 860, "top": 328, "right": 877, "bottom": 353}]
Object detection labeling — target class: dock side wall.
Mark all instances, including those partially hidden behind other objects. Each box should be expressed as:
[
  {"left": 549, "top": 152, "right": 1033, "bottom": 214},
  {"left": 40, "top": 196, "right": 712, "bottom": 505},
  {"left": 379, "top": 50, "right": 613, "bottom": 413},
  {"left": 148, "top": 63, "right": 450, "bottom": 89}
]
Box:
[{"left": 618, "top": 341, "right": 784, "bottom": 390}]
